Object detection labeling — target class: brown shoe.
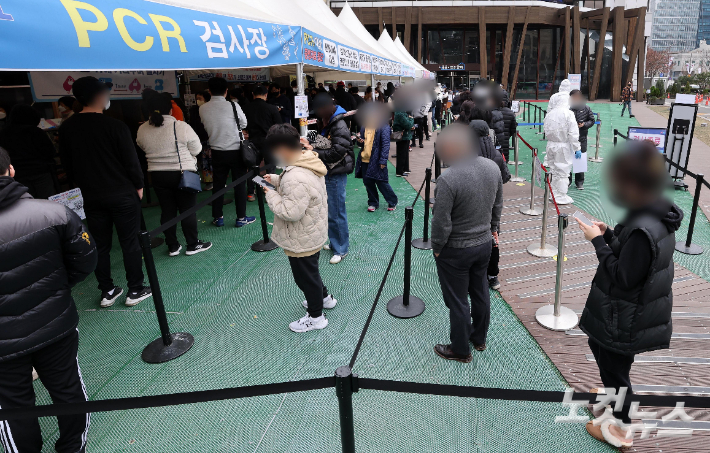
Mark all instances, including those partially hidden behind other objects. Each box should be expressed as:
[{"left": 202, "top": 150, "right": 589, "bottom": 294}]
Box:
[
  {"left": 474, "top": 344, "right": 486, "bottom": 351},
  {"left": 434, "top": 344, "right": 472, "bottom": 363}
]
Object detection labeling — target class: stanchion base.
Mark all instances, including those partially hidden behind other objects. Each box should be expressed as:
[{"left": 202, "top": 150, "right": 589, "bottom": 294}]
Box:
[
  {"left": 251, "top": 239, "right": 279, "bottom": 252},
  {"left": 588, "top": 158, "right": 604, "bottom": 163},
  {"left": 141, "top": 201, "right": 160, "bottom": 208},
  {"left": 510, "top": 177, "right": 525, "bottom": 183},
  {"left": 527, "top": 243, "right": 557, "bottom": 257},
  {"left": 142, "top": 332, "right": 194, "bottom": 363},
  {"left": 150, "top": 237, "right": 164, "bottom": 249},
  {"left": 520, "top": 207, "right": 543, "bottom": 216},
  {"left": 387, "top": 295, "right": 425, "bottom": 319},
  {"left": 675, "top": 241, "right": 703, "bottom": 255},
  {"left": 412, "top": 238, "right": 432, "bottom": 250},
  {"left": 535, "top": 304, "right": 578, "bottom": 331}
]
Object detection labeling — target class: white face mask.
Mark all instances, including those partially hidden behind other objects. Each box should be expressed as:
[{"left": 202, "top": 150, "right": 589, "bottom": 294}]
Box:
[
  {"left": 196, "top": 99, "right": 205, "bottom": 107},
  {"left": 58, "top": 105, "right": 67, "bottom": 113},
  {"left": 104, "top": 100, "right": 111, "bottom": 111}
]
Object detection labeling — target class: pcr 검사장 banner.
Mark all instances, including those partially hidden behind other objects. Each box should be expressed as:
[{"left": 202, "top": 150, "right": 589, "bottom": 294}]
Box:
[{"left": 0, "top": 0, "right": 301, "bottom": 70}]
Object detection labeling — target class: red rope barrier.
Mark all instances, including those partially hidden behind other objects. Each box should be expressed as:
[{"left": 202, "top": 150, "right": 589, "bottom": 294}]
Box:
[
  {"left": 546, "top": 176, "right": 561, "bottom": 216},
  {"left": 517, "top": 132, "right": 534, "bottom": 151}
]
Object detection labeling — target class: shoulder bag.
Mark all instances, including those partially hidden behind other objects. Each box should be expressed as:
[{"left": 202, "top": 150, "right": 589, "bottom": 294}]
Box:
[
  {"left": 174, "top": 122, "right": 202, "bottom": 193},
  {"left": 230, "top": 101, "right": 260, "bottom": 167}
]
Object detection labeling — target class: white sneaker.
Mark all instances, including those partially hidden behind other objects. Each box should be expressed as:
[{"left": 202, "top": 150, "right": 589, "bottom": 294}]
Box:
[
  {"left": 100, "top": 286, "right": 123, "bottom": 308},
  {"left": 330, "top": 254, "right": 347, "bottom": 264},
  {"left": 289, "top": 314, "right": 328, "bottom": 332},
  {"left": 302, "top": 294, "right": 338, "bottom": 309},
  {"left": 323, "top": 244, "right": 331, "bottom": 251}
]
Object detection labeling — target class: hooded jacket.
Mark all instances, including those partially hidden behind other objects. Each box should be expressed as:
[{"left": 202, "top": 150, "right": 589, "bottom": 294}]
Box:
[
  {"left": 334, "top": 87, "right": 356, "bottom": 113},
  {"left": 469, "top": 120, "right": 511, "bottom": 184},
  {"left": 355, "top": 125, "right": 391, "bottom": 182},
  {"left": 265, "top": 151, "right": 328, "bottom": 255},
  {"left": 570, "top": 104, "right": 595, "bottom": 146},
  {"left": 317, "top": 105, "right": 355, "bottom": 175},
  {"left": 492, "top": 90, "right": 517, "bottom": 158},
  {"left": 0, "top": 176, "right": 97, "bottom": 362},
  {"left": 579, "top": 202, "right": 683, "bottom": 355}
]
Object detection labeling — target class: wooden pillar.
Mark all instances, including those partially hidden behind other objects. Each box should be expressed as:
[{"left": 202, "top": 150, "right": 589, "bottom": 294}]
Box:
[
  {"left": 564, "top": 7, "right": 571, "bottom": 76},
  {"left": 378, "top": 8, "right": 383, "bottom": 34},
  {"left": 510, "top": 7, "right": 532, "bottom": 99},
  {"left": 590, "top": 7, "right": 610, "bottom": 101},
  {"left": 417, "top": 8, "right": 423, "bottom": 63},
  {"left": 479, "top": 7, "right": 487, "bottom": 79},
  {"left": 404, "top": 6, "right": 412, "bottom": 52},
  {"left": 625, "top": 8, "right": 645, "bottom": 90},
  {"left": 501, "top": 6, "right": 516, "bottom": 88},
  {"left": 637, "top": 36, "right": 646, "bottom": 102},
  {"left": 391, "top": 6, "right": 396, "bottom": 39},
  {"left": 611, "top": 6, "right": 624, "bottom": 101},
  {"left": 572, "top": 5, "right": 581, "bottom": 74}
]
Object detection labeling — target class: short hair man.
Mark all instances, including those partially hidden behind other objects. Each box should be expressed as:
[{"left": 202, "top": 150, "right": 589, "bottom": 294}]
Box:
[
  {"left": 200, "top": 76, "right": 255, "bottom": 228},
  {"left": 621, "top": 82, "right": 634, "bottom": 117},
  {"left": 0, "top": 146, "right": 97, "bottom": 453},
  {"left": 431, "top": 124, "right": 503, "bottom": 363},
  {"left": 59, "top": 76, "right": 151, "bottom": 308},
  {"left": 243, "top": 84, "right": 282, "bottom": 169}
]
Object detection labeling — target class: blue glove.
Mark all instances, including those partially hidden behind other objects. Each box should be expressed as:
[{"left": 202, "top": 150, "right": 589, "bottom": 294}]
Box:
[{"left": 575, "top": 150, "right": 582, "bottom": 159}]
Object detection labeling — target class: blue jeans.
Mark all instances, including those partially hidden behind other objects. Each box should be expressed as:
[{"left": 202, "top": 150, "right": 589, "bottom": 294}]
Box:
[
  {"left": 361, "top": 162, "right": 398, "bottom": 208},
  {"left": 431, "top": 111, "right": 437, "bottom": 130},
  {"left": 621, "top": 101, "right": 632, "bottom": 117},
  {"left": 325, "top": 172, "right": 349, "bottom": 256}
]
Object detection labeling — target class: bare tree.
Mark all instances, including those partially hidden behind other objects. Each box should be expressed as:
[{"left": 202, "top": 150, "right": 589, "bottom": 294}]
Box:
[{"left": 646, "top": 46, "right": 671, "bottom": 78}]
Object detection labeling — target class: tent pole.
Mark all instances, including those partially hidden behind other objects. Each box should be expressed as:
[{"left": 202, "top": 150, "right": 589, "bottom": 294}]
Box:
[{"left": 296, "top": 63, "right": 307, "bottom": 137}]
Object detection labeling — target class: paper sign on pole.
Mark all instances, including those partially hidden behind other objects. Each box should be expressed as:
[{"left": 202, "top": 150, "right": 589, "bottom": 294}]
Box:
[
  {"left": 294, "top": 95, "right": 309, "bottom": 118},
  {"left": 567, "top": 74, "right": 582, "bottom": 91}
]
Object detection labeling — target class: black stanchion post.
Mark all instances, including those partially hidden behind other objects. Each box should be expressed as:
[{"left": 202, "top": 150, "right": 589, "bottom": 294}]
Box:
[
  {"left": 541, "top": 110, "right": 546, "bottom": 140},
  {"left": 387, "top": 207, "right": 426, "bottom": 318},
  {"left": 613, "top": 129, "right": 618, "bottom": 147},
  {"left": 676, "top": 173, "right": 705, "bottom": 255},
  {"left": 532, "top": 104, "right": 537, "bottom": 128},
  {"left": 335, "top": 366, "right": 358, "bottom": 453},
  {"left": 251, "top": 166, "right": 279, "bottom": 252},
  {"left": 413, "top": 167, "right": 433, "bottom": 250},
  {"left": 434, "top": 149, "right": 442, "bottom": 182},
  {"left": 138, "top": 231, "right": 194, "bottom": 363}
]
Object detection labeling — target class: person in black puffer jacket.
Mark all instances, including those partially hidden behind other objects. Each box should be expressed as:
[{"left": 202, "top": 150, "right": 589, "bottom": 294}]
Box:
[
  {"left": 494, "top": 89, "right": 517, "bottom": 161},
  {"left": 568, "top": 89, "right": 595, "bottom": 190},
  {"left": 305, "top": 93, "right": 354, "bottom": 263},
  {"left": 576, "top": 141, "right": 682, "bottom": 449},
  {"left": 0, "top": 147, "right": 97, "bottom": 453}
]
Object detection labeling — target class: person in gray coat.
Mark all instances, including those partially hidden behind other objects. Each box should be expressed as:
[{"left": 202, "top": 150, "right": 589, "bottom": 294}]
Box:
[{"left": 431, "top": 124, "right": 503, "bottom": 363}]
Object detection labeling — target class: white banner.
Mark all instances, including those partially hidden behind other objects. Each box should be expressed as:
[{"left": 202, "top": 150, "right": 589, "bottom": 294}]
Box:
[
  {"left": 29, "top": 71, "right": 178, "bottom": 102},
  {"left": 338, "top": 46, "right": 360, "bottom": 72},
  {"left": 187, "top": 68, "right": 270, "bottom": 82},
  {"left": 323, "top": 39, "right": 338, "bottom": 67}
]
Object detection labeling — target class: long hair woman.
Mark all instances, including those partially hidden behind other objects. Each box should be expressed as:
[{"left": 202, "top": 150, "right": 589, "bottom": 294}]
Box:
[{"left": 136, "top": 93, "right": 211, "bottom": 256}]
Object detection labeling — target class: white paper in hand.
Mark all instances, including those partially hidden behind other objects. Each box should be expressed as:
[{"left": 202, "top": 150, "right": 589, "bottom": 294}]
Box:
[{"left": 572, "top": 152, "right": 587, "bottom": 174}]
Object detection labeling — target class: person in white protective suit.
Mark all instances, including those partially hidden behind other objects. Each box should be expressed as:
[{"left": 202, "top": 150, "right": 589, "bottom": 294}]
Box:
[{"left": 542, "top": 79, "right": 581, "bottom": 205}]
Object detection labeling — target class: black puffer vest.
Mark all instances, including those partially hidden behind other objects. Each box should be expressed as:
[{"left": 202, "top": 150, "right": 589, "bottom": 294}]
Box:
[{"left": 579, "top": 209, "right": 680, "bottom": 355}]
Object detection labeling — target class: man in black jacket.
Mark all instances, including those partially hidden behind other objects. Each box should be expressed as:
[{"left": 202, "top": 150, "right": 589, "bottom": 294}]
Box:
[
  {"left": 576, "top": 141, "right": 682, "bottom": 449},
  {"left": 491, "top": 88, "right": 517, "bottom": 161},
  {"left": 59, "top": 76, "right": 151, "bottom": 308},
  {"left": 569, "top": 90, "right": 595, "bottom": 190},
  {"left": 0, "top": 147, "right": 97, "bottom": 453},
  {"left": 268, "top": 83, "right": 293, "bottom": 124},
  {"left": 244, "top": 84, "right": 282, "bottom": 170},
  {"left": 302, "top": 93, "right": 354, "bottom": 264}
]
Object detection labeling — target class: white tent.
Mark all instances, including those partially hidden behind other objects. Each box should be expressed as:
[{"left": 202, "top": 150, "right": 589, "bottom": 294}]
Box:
[
  {"left": 393, "top": 36, "right": 433, "bottom": 79},
  {"left": 377, "top": 29, "right": 417, "bottom": 80}
]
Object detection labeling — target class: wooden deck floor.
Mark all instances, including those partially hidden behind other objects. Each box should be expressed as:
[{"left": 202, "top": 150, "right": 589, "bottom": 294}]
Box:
[{"left": 399, "top": 136, "right": 710, "bottom": 451}]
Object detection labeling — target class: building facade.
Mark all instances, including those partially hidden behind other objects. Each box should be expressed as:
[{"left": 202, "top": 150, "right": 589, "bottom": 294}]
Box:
[
  {"left": 669, "top": 39, "right": 710, "bottom": 78},
  {"left": 698, "top": 0, "right": 710, "bottom": 47},
  {"left": 649, "top": 0, "right": 701, "bottom": 52},
  {"left": 330, "top": 1, "right": 648, "bottom": 101}
]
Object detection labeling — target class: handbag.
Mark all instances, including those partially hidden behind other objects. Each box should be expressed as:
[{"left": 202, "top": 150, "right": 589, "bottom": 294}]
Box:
[
  {"left": 230, "top": 101, "right": 260, "bottom": 167},
  {"left": 390, "top": 129, "right": 403, "bottom": 141},
  {"left": 173, "top": 122, "right": 202, "bottom": 193}
]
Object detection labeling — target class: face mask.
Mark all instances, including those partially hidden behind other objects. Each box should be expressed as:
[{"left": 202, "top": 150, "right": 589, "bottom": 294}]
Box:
[
  {"left": 196, "top": 99, "right": 205, "bottom": 107},
  {"left": 104, "top": 100, "right": 111, "bottom": 111},
  {"left": 58, "top": 105, "right": 67, "bottom": 113}
]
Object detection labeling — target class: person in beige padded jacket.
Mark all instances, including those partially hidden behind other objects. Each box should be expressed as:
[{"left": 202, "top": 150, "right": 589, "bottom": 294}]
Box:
[{"left": 262, "top": 124, "right": 337, "bottom": 333}]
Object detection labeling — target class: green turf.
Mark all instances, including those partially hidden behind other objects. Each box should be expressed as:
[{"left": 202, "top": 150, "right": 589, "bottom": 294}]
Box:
[{"left": 24, "top": 133, "right": 623, "bottom": 453}]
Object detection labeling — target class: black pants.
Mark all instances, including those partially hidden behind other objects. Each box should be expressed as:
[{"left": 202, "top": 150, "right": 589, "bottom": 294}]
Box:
[
  {"left": 361, "top": 162, "right": 398, "bottom": 208},
  {"left": 487, "top": 242, "right": 500, "bottom": 277},
  {"left": 288, "top": 252, "right": 328, "bottom": 318},
  {"left": 16, "top": 172, "right": 56, "bottom": 199},
  {"left": 435, "top": 241, "right": 493, "bottom": 356},
  {"left": 570, "top": 140, "right": 586, "bottom": 185},
  {"left": 411, "top": 118, "right": 424, "bottom": 146},
  {"left": 85, "top": 193, "right": 144, "bottom": 292},
  {"left": 212, "top": 150, "right": 247, "bottom": 220},
  {"left": 588, "top": 339, "right": 634, "bottom": 424},
  {"left": 0, "top": 330, "right": 89, "bottom": 453},
  {"left": 395, "top": 140, "right": 410, "bottom": 176},
  {"left": 150, "top": 171, "right": 199, "bottom": 248}
]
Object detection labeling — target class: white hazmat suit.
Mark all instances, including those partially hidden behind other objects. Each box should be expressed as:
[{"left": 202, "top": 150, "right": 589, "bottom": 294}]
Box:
[{"left": 542, "top": 79, "right": 580, "bottom": 205}]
